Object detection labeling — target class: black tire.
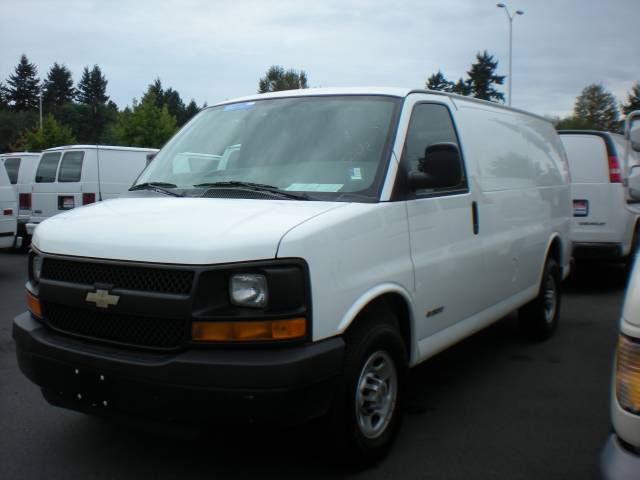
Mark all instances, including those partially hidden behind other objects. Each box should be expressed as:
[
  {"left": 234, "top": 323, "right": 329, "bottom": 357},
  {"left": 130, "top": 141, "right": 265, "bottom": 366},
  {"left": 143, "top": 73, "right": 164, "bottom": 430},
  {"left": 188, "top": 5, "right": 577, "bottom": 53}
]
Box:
[
  {"left": 519, "top": 257, "right": 561, "bottom": 341},
  {"left": 327, "top": 309, "right": 407, "bottom": 467}
]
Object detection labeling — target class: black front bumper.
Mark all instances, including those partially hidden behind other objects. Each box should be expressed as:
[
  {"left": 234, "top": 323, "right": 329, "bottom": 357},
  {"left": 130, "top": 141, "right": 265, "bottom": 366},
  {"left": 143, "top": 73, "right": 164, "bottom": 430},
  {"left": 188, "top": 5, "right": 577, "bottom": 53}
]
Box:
[{"left": 13, "top": 312, "right": 345, "bottom": 425}]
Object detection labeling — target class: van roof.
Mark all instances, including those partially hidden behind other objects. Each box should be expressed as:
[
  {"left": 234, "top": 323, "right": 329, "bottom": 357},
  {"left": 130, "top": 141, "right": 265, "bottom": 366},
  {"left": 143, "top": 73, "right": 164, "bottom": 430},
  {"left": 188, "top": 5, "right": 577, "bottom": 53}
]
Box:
[
  {"left": 43, "top": 145, "right": 159, "bottom": 153},
  {"left": 211, "top": 87, "right": 550, "bottom": 123},
  {"left": 0, "top": 152, "right": 40, "bottom": 157}
]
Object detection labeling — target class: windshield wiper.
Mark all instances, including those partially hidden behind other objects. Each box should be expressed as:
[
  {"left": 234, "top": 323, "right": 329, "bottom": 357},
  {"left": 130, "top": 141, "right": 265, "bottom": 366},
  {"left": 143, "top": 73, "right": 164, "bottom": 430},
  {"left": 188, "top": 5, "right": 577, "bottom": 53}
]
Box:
[
  {"left": 129, "top": 182, "right": 184, "bottom": 197},
  {"left": 193, "top": 181, "right": 311, "bottom": 200}
]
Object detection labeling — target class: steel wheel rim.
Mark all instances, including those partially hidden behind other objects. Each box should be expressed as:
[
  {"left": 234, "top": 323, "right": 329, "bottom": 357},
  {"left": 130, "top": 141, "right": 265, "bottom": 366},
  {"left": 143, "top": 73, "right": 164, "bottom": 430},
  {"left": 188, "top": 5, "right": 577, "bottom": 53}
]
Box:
[
  {"left": 355, "top": 350, "right": 398, "bottom": 439},
  {"left": 544, "top": 273, "right": 557, "bottom": 324}
]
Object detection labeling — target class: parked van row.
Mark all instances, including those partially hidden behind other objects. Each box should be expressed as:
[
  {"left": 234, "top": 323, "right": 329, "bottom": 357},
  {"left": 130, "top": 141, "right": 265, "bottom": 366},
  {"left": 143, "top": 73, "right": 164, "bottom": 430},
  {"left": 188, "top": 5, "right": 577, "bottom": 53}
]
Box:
[{"left": 1, "top": 146, "right": 157, "bottom": 248}]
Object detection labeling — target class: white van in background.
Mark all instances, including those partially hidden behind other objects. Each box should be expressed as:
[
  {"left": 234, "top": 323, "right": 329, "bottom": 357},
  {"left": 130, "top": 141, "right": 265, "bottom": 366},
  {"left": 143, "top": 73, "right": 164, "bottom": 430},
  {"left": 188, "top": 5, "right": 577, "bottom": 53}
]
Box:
[
  {"left": 14, "top": 88, "right": 571, "bottom": 464},
  {"left": 0, "top": 163, "right": 18, "bottom": 249},
  {"left": 558, "top": 131, "right": 639, "bottom": 261},
  {"left": 1, "top": 152, "right": 41, "bottom": 244},
  {"left": 26, "top": 145, "right": 158, "bottom": 235}
]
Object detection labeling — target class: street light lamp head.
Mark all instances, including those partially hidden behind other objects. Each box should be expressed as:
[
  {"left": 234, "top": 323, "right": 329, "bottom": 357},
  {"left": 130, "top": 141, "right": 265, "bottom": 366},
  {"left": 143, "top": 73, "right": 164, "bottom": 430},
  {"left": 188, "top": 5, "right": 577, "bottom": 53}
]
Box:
[
  {"left": 496, "top": 3, "right": 506, "bottom": 7},
  {"left": 515, "top": 10, "right": 524, "bottom": 15}
]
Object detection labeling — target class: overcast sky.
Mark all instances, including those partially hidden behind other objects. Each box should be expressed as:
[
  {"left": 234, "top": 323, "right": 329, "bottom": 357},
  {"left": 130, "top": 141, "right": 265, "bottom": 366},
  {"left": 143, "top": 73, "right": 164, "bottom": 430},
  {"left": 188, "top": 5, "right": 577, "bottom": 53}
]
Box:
[{"left": 1, "top": 0, "right": 638, "bottom": 117}]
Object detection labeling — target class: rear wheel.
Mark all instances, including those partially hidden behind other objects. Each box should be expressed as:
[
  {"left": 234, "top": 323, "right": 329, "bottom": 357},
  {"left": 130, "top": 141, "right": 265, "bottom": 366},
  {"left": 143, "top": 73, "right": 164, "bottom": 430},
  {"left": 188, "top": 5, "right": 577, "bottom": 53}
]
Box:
[
  {"left": 519, "top": 257, "right": 561, "bottom": 341},
  {"left": 327, "top": 310, "right": 406, "bottom": 466}
]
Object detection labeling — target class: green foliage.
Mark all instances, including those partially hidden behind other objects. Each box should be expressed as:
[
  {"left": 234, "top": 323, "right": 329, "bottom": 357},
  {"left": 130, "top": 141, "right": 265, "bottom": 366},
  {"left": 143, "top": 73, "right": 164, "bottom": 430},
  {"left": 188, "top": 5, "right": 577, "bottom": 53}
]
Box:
[
  {"left": 7, "top": 54, "right": 40, "bottom": 111},
  {"left": 110, "top": 92, "right": 177, "bottom": 148},
  {"left": 0, "top": 109, "right": 38, "bottom": 151},
  {"left": 426, "top": 71, "right": 452, "bottom": 92},
  {"left": 258, "top": 65, "right": 309, "bottom": 93},
  {"left": 184, "top": 99, "right": 201, "bottom": 123},
  {"left": 43, "top": 63, "right": 75, "bottom": 111},
  {"left": 573, "top": 83, "right": 620, "bottom": 132},
  {"left": 553, "top": 116, "right": 596, "bottom": 130},
  {"left": 0, "top": 81, "right": 8, "bottom": 109},
  {"left": 143, "top": 78, "right": 193, "bottom": 126},
  {"left": 18, "top": 114, "right": 76, "bottom": 151},
  {"left": 466, "top": 50, "right": 505, "bottom": 103},
  {"left": 77, "top": 65, "right": 109, "bottom": 106},
  {"left": 623, "top": 82, "right": 640, "bottom": 116},
  {"left": 451, "top": 78, "right": 472, "bottom": 96}
]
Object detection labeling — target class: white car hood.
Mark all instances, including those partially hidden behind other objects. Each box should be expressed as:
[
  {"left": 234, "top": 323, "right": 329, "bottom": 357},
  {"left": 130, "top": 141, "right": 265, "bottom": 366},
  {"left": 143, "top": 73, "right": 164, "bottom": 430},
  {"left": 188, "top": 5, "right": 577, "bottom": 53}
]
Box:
[{"left": 33, "top": 197, "right": 345, "bottom": 264}]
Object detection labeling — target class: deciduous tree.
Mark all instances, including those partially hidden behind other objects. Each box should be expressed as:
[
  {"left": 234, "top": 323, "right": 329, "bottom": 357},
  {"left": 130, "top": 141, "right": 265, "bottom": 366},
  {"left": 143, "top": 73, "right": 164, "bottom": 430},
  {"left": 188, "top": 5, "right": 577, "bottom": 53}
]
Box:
[
  {"left": 110, "top": 92, "right": 177, "bottom": 148},
  {"left": 574, "top": 83, "right": 620, "bottom": 132},
  {"left": 18, "top": 114, "right": 76, "bottom": 151}
]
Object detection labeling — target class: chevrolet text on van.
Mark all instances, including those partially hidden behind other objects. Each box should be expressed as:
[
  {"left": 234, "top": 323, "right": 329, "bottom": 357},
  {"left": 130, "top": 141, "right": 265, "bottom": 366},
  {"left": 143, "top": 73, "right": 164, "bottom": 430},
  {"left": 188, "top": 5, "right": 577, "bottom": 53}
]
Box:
[
  {"left": 559, "top": 131, "right": 639, "bottom": 262},
  {"left": 26, "top": 145, "right": 158, "bottom": 235},
  {"left": 1, "top": 152, "right": 41, "bottom": 245},
  {"left": 13, "top": 88, "right": 571, "bottom": 463},
  {"left": 602, "top": 111, "right": 640, "bottom": 479}
]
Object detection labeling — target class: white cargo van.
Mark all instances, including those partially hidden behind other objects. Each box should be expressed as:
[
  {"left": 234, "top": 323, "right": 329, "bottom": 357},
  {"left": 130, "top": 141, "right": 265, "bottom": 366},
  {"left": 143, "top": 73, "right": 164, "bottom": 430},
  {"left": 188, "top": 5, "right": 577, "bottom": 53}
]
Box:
[
  {"left": 559, "top": 131, "right": 639, "bottom": 261},
  {"left": 13, "top": 88, "right": 571, "bottom": 464},
  {"left": 26, "top": 145, "right": 158, "bottom": 235},
  {"left": 1, "top": 152, "right": 41, "bottom": 244},
  {"left": 0, "top": 163, "right": 18, "bottom": 249}
]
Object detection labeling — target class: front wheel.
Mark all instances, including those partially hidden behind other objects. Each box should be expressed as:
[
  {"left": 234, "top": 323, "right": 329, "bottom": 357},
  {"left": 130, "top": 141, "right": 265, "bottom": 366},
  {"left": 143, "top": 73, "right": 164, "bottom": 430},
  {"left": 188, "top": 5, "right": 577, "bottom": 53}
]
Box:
[
  {"left": 519, "top": 257, "right": 561, "bottom": 341},
  {"left": 327, "top": 311, "right": 406, "bottom": 466}
]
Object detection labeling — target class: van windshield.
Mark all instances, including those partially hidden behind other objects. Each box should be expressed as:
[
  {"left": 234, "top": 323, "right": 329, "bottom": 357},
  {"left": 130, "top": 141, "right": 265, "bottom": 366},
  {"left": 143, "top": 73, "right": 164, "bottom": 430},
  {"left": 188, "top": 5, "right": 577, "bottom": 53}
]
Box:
[{"left": 134, "top": 95, "right": 401, "bottom": 201}]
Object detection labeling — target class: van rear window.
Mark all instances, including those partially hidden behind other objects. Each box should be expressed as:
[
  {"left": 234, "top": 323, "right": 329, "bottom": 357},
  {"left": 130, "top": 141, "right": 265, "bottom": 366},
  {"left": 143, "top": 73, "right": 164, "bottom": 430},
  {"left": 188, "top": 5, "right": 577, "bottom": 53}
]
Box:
[
  {"left": 3, "top": 157, "right": 20, "bottom": 184},
  {"left": 58, "top": 151, "right": 84, "bottom": 182},
  {"left": 35, "top": 152, "right": 62, "bottom": 183}
]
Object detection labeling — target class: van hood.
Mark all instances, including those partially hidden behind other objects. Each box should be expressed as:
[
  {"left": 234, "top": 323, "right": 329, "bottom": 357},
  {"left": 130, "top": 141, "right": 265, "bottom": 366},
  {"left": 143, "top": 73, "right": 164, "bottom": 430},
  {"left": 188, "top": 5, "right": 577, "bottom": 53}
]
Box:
[{"left": 32, "top": 197, "right": 346, "bottom": 264}]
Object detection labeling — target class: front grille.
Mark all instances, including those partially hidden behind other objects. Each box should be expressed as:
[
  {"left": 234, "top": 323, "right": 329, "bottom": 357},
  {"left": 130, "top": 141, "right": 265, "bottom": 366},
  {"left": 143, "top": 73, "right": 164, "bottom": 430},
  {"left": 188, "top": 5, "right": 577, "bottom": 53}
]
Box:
[
  {"left": 43, "top": 303, "right": 188, "bottom": 350},
  {"left": 42, "top": 258, "right": 194, "bottom": 295}
]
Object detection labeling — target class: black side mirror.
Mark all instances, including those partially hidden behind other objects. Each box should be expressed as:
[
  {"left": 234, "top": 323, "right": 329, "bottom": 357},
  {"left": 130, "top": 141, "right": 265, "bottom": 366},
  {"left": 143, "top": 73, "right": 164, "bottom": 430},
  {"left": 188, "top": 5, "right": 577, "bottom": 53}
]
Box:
[{"left": 408, "top": 142, "right": 463, "bottom": 191}]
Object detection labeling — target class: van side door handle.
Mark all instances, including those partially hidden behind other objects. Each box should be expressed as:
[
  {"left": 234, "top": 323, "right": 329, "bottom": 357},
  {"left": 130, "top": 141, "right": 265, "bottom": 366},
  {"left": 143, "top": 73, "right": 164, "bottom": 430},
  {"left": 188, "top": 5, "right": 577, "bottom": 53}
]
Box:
[{"left": 471, "top": 201, "right": 479, "bottom": 235}]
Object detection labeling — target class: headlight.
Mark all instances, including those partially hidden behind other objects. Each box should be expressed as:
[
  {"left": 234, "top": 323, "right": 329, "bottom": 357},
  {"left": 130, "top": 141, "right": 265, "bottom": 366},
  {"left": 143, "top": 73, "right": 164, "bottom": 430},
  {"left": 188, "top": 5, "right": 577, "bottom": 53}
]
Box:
[
  {"left": 32, "top": 254, "right": 43, "bottom": 283},
  {"left": 616, "top": 334, "right": 640, "bottom": 414},
  {"left": 229, "top": 273, "right": 268, "bottom": 308}
]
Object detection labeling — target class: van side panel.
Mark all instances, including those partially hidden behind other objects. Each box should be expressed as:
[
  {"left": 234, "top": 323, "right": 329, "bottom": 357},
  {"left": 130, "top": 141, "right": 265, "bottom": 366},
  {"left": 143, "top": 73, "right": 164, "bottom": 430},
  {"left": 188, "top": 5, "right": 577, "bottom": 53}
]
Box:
[{"left": 454, "top": 104, "right": 562, "bottom": 305}]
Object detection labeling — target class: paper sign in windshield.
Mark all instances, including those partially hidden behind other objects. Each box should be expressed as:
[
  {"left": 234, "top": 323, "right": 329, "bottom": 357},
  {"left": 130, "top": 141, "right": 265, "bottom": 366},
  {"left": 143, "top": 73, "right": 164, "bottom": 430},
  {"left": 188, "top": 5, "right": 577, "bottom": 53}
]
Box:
[{"left": 286, "top": 183, "right": 343, "bottom": 192}]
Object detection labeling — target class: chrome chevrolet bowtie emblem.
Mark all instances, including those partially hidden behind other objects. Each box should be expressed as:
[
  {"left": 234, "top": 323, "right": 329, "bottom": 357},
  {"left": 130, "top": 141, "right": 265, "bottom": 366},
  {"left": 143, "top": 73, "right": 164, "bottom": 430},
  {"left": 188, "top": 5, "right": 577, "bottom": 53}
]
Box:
[{"left": 86, "top": 289, "right": 120, "bottom": 309}]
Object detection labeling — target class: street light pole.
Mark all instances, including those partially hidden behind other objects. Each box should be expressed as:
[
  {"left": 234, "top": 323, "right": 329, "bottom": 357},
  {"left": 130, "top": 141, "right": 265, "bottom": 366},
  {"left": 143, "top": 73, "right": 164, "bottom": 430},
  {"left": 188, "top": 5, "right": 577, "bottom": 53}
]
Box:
[
  {"left": 39, "top": 92, "right": 43, "bottom": 130},
  {"left": 496, "top": 3, "right": 524, "bottom": 107}
]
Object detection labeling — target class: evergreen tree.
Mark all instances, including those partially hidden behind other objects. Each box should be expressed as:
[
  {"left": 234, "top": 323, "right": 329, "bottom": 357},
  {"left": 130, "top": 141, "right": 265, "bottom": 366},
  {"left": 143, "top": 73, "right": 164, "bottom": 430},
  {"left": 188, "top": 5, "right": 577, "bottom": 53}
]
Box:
[
  {"left": 0, "top": 109, "right": 39, "bottom": 151},
  {"left": 7, "top": 54, "right": 40, "bottom": 111},
  {"left": 258, "top": 65, "right": 308, "bottom": 93},
  {"left": 574, "top": 83, "right": 620, "bottom": 132},
  {"left": 42, "top": 63, "right": 75, "bottom": 110},
  {"left": 0, "top": 82, "right": 8, "bottom": 109},
  {"left": 184, "top": 99, "right": 201, "bottom": 123},
  {"left": 77, "top": 65, "right": 109, "bottom": 105},
  {"left": 143, "top": 79, "right": 188, "bottom": 125},
  {"left": 451, "top": 78, "right": 472, "bottom": 96},
  {"left": 19, "top": 114, "right": 76, "bottom": 151},
  {"left": 426, "top": 71, "right": 452, "bottom": 92},
  {"left": 466, "top": 51, "right": 505, "bottom": 103},
  {"left": 110, "top": 92, "right": 177, "bottom": 148},
  {"left": 623, "top": 82, "right": 640, "bottom": 116}
]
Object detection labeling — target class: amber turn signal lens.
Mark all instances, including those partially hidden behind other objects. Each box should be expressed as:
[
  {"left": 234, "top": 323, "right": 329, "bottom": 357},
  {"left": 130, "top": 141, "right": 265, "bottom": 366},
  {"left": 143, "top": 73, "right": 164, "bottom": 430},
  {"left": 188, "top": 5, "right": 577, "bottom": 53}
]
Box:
[
  {"left": 26, "top": 291, "right": 42, "bottom": 318},
  {"left": 616, "top": 334, "right": 640, "bottom": 414},
  {"left": 192, "top": 318, "right": 306, "bottom": 342}
]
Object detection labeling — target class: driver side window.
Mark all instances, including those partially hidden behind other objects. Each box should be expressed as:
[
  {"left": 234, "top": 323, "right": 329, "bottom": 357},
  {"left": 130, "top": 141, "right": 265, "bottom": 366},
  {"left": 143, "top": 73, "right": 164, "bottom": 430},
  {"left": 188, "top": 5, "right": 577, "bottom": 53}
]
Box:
[{"left": 403, "top": 103, "right": 466, "bottom": 195}]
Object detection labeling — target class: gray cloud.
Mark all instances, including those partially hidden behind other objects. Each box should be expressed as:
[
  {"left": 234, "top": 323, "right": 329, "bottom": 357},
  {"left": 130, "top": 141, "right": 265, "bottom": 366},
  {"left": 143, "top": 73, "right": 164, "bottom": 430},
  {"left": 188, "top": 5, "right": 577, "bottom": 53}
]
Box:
[{"left": 1, "top": 0, "right": 638, "bottom": 117}]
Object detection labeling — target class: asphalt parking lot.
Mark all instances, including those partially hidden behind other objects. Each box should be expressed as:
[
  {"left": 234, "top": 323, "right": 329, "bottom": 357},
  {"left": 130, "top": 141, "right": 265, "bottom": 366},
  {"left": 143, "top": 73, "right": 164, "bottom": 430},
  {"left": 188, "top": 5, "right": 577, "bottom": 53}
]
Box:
[{"left": 0, "top": 250, "right": 626, "bottom": 479}]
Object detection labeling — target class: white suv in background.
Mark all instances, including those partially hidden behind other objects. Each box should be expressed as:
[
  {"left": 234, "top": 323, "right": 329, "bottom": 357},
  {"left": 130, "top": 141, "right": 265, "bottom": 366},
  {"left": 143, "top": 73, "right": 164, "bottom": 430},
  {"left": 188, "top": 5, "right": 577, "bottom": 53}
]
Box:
[{"left": 559, "top": 130, "right": 639, "bottom": 262}]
